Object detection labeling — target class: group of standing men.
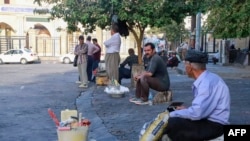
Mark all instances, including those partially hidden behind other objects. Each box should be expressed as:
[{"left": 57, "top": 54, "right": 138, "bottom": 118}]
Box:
[
  {"left": 74, "top": 35, "right": 101, "bottom": 88},
  {"left": 74, "top": 24, "right": 124, "bottom": 88}
]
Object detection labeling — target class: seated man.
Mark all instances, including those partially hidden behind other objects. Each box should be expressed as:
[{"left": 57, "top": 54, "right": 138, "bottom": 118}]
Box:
[
  {"left": 167, "top": 52, "right": 179, "bottom": 68},
  {"left": 118, "top": 48, "right": 138, "bottom": 84},
  {"left": 130, "top": 42, "right": 170, "bottom": 105},
  {"left": 162, "top": 50, "right": 230, "bottom": 141}
]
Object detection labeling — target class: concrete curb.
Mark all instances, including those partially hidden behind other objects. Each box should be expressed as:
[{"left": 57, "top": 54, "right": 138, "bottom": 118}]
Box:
[{"left": 76, "top": 87, "right": 118, "bottom": 141}]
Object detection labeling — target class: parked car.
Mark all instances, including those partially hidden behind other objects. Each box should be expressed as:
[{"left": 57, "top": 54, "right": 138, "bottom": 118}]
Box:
[
  {"left": 59, "top": 52, "right": 75, "bottom": 64},
  {"left": 59, "top": 52, "right": 105, "bottom": 64},
  {"left": 0, "top": 48, "right": 39, "bottom": 64}
]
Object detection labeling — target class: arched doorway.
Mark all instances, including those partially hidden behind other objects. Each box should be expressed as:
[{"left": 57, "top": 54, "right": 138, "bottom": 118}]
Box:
[
  {"left": 34, "top": 23, "right": 51, "bottom": 37},
  {"left": 0, "top": 22, "right": 15, "bottom": 36},
  {"left": 33, "top": 23, "right": 56, "bottom": 56}
]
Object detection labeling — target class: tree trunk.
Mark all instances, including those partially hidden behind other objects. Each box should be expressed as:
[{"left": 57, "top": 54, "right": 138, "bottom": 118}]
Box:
[
  {"left": 131, "top": 64, "right": 144, "bottom": 88},
  {"left": 190, "top": 15, "right": 196, "bottom": 48},
  {"left": 191, "top": 15, "right": 196, "bottom": 32},
  {"left": 128, "top": 24, "right": 144, "bottom": 65},
  {"left": 136, "top": 39, "right": 142, "bottom": 65}
]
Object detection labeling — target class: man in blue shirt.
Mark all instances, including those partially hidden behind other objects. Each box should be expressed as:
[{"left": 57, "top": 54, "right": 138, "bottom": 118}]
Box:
[{"left": 163, "top": 50, "right": 230, "bottom": 141}]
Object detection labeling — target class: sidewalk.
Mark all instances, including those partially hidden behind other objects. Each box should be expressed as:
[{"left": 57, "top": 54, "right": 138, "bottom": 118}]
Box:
[
  {"left": 76, "top": 63, "right": 250, "bottom": 141},
  {"left": 176, "top": 62, "right": 250, "bottom": 79}
]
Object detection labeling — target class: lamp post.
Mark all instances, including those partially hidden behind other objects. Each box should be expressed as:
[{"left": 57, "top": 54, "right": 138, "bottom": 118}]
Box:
[{"left": 195, "top": 12, "right": 201, "bottom": 51}]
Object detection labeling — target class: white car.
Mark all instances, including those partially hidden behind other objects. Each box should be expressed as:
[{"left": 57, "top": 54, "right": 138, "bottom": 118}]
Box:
[
  {"left": 59, "top": 52, "right": 75, "bottom": 64},
  {"left": 0, "top": 48, "right": 39, "bottom": 64},
  {"left": 59, "top": 52, "right": 105, "bottom": 64}
]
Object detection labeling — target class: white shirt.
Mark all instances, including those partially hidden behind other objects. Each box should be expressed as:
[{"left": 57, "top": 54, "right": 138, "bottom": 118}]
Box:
[
  {"left": 213, "top": 52, "right": 220, "bottom": 59},
  {"left": 182, "top": 43, "right": 189, "bottom": 50},
  {"left": 104, "top": 33, "right": 121, "bottom": 53}
]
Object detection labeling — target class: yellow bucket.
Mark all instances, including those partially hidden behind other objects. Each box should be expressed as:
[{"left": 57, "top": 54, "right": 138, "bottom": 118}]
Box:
[{"left": 57, "top": 126, "right": 88, "bottom": 141}]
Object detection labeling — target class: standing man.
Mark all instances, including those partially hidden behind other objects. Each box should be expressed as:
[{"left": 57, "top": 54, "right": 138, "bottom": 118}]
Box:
[
  {"left": 92, "top": 38, "right": 102, "bottom": 81},
  {"left": 162, "top": 50, "right": 230, "bottom": 141},
  {"left": 181, "top": 42, "right": 189, "bottom": 61},
  {"left": 104, "top": 24, "right": 121, "bottom": 81},
  {"left": 74, "top": 35, "right": 88, "bottom": 88},
  {"left": 86, "top": 36, "right": 100, "bottom": 82},
  {"left": 130, "top": 42, "right": 170, "bottom": 105},
  {"left": 118, "top": 48, "right": 138, "bottom": 84}
]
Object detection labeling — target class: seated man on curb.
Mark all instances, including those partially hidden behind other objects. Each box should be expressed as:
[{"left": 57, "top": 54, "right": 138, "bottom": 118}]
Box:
[
  {"left": 130, "top": 42, "right": 170, "bottom": 105},
  {"left": 162, "top": 50, "right": 230, "bottom": 141},
  {"left": 118, "top": 48, "right": 138, "bottom": 84},
  {"left": 167, "top": 52, "right": 179, "bottom": 69}
]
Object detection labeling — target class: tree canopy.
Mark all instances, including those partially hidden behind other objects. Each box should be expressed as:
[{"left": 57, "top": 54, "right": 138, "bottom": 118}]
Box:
[
  {"left": 33, "top": 0, "right": 250, "bottom": 63},
  {"left": 34, "top": 0, "right": 197, "bottom": 64},
  {"left": 204, "top": 0, "right": 250, "bottom": 39}
]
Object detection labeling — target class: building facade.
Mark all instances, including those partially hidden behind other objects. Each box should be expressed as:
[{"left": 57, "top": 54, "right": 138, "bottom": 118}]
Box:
[{"left": 0, "top": 0, "right": 137, "bottom": 58}]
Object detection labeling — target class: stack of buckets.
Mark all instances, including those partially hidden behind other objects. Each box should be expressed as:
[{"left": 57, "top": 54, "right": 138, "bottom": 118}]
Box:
[{"left": 57, "top": 109, "right": 89, "bottom": 141}]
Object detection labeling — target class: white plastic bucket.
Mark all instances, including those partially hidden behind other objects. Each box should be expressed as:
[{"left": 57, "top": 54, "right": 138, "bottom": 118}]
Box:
[{"left": 57, "top": 126, "right": 88, "bottom": 141}]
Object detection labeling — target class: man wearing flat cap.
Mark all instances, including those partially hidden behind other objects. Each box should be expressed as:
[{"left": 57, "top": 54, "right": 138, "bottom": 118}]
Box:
[{"left": 162, "top": 50, "right": 231, "bottom": 141}]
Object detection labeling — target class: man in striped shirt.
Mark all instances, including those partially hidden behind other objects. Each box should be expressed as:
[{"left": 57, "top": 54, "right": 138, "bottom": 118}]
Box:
[{"left": 74, "top": 35, "right": 88, "bottom": 88}]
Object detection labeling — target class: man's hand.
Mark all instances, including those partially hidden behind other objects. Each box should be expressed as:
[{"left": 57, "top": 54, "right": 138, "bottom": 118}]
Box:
[
  {"left": 175, "top": 105, "right": 186, "bottom": 110},
  {"left": 134, "top": 74, "right": 141, "bottom": 81}
]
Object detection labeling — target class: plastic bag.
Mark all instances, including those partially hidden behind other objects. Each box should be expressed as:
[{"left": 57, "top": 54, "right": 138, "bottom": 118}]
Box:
[{"left": 139, "top": 111, "right": 169, "bottom": 141}]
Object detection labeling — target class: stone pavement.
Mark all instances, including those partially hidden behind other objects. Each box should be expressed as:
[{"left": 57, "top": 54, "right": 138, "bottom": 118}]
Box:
[
  {"left": 176, "top": 62, "right": 250, "bottom": 79},
  {"left": 76, "top": 63, "right": 250, "bottom": 141}
]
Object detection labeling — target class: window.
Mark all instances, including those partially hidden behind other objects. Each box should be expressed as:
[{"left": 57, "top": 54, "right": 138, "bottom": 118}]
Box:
[
  {"left": 5, "top": 50, "right": 13, "bottom": 55},
  {"left": 4, "top": 0, "right": 10, "bottom": 4}
]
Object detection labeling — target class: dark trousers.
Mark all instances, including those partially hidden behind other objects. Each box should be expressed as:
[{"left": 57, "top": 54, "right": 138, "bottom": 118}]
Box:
[
  {"left": 212, "top": 57, "right": 219, "bottom": 64},
  {"left": 136, "top": 76, "right": 169, "bottom": 101},
  {"left": 87, "top": 55, "right": 94, "bottom": 81},
  {"left": 163, "top": 117, "right": 224, "bottom": 141},
  {"left": 92, "top": 60, "right": 100, "bottom": 82},
  {"left": 118, "top": 67, "right": 131, "bottom": 84}
]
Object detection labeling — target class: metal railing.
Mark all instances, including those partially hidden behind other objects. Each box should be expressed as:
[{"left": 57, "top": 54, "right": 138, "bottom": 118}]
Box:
[{"left": 0, "top": 36, "right": 77, "bottom": 56}]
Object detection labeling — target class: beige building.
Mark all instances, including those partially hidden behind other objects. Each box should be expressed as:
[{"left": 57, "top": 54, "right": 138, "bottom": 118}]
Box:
[
  {"left": 0, "top": 0, "right": 137, "bottom": 59},
  {"left": 184, "top": 15, "right": 250, "bottom": 53}
]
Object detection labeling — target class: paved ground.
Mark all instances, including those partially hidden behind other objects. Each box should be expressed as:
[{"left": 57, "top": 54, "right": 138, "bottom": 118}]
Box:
[
  {"left": 78, "top": 62, "right": 250, "bottom": 141},
  {"left": 0, "top": 63, "right": 81, "bottom": 141},
  {"left": 0, "top": 62, "right": 250, "bottom": 141}
]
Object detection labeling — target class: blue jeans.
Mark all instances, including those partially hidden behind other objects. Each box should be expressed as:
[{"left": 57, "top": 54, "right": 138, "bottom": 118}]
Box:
[{"left": 92, "top": 60, "right": 100, "bottom": 82}]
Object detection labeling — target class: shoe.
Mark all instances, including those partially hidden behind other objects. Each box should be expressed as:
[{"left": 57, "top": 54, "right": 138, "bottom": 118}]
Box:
[
  {"left": 135, "top": 100, "right": 149, "bottom": 105},
  {"left": 129, "top": 97, "right": 141, "bottom": 103},
  {"left": 79, "top": 84, "right": 88, "bottom": 88},
  {"left": 75, "top": 81, "right": 81, "bottom": 84}
]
